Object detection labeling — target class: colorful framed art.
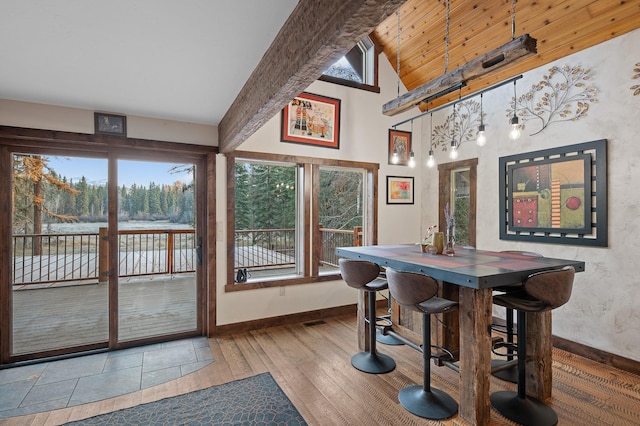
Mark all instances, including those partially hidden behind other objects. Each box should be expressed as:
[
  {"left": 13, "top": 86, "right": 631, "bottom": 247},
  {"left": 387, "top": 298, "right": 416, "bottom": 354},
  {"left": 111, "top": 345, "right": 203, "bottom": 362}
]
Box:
[
  {"left": 281, "top": 92, "right": 341, "bottom": 149},
  {"left": 499, "top": 139, "right": 607, "bottom": 246},
  {"left": 386, "top": 176, "right": 414, "bottom": 205}
]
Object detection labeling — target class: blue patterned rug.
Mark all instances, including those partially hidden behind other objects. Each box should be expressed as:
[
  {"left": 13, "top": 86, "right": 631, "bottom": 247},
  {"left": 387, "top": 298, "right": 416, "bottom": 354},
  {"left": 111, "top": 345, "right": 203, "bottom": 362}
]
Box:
[{"left": 64, "top": 372, "right": 307, "bottom": 425}]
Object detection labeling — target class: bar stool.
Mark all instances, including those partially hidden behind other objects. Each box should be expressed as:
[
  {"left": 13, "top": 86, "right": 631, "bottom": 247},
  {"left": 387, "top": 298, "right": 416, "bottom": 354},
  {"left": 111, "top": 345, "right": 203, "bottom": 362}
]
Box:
[
  {"left": 385, "top": 268, "right": 458, "bottom": 420},
  {"left": 338, "top": 258, "right": 395, "bottom": 374},
  {"left": 490, "top": 266, "right": 575, "bottom": 426},
  {"left": 492, "top": 250, "right": 543, "bottom": 383}
]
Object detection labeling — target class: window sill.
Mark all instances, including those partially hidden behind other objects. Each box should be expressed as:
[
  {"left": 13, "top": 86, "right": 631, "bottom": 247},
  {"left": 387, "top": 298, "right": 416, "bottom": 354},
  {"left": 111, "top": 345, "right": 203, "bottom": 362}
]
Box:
[
  {"left": 224, "top": 273, "right": 341, "bottom": 292},
  {"left": 318, "top": 75, "right": 380, "bottom": 93}
]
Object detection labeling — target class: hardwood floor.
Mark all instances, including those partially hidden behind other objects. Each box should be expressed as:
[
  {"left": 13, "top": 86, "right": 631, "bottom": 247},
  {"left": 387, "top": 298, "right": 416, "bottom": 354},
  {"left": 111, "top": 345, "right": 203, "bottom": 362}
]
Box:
[{"left": 2, "top": 314, "right": 639, "bottom": 425}]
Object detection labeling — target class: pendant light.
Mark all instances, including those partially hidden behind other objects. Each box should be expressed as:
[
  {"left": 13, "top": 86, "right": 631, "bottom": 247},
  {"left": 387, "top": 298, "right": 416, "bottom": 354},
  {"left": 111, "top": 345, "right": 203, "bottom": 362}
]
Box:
[
  {"left": 449, "top": 103, "right": 459, "bottom": 159},
  {"left": 408, "top": 120, "right": 416, "bottom": 168},
  {"left": 449, "top": 139, "right": 459, "bottom": 159},
  {"left": 426, "top": 113, "right": 436, "bottom": 168},
  {"left": 509, "top": 80, "right": 521, "bottom": 140},
  {"left": 476, "top": 93, "right": 487, "bottom": 146},
  {"left": 391, "top": 133, "right": 400, "bottom": 164},
  {"left": 508, "top": 0, "right": 522, "bottom": 141}
]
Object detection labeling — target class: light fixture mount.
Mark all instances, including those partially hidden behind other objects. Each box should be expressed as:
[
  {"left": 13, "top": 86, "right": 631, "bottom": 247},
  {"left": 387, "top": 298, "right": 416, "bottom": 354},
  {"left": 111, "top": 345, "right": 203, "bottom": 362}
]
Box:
[{"left": 382, "top": 34, "right": 537, "bottom": 116}]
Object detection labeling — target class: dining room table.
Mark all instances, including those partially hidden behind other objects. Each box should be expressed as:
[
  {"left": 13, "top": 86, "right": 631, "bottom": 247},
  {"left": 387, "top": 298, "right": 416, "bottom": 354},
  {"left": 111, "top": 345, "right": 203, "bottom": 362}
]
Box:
[{"left": 335, "top": 244, "right": 585, "bottom": 425}]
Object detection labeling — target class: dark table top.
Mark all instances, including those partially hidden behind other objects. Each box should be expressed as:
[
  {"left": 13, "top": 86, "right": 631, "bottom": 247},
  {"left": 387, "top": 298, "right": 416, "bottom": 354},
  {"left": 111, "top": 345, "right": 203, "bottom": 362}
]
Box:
[{"left": 336, "top": 244, "right": 585, "bottom": 289}]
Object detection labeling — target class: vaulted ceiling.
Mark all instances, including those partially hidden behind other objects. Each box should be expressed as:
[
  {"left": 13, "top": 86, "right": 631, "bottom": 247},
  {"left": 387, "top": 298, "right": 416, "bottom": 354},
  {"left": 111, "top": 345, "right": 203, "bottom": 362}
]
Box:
[
  {"left": 1, "top": 1, "right": 638, "bottom": 152},
  {"left": 372, "top": 0, "right": 640, "bottom": 112}
]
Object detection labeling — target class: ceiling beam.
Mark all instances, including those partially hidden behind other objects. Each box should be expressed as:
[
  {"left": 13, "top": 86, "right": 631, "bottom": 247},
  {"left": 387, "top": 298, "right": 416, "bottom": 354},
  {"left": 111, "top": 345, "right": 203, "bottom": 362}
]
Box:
[
  {"left": 218, "top": 0, "right": 407, "bottom": 154},
  {"left": 382, "top": 34, "right": 537, "bottom": 116}
]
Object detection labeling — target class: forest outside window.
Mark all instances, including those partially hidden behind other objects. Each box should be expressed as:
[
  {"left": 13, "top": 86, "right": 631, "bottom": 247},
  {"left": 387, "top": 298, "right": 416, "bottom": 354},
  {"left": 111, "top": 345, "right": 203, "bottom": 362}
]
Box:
[{"left": 227, "top": 152, "right": 378, "bottom": 291}]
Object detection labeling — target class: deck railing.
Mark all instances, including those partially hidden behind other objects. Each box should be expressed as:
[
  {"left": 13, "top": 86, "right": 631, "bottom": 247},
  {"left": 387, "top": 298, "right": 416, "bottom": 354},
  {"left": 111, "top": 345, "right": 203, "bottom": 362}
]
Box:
[
  {"left": 12, "top": 226, "right": 361, "bottom": 286},
  {"left": 12, "top": 228, "right": 197, "bottom": 286},
  {"left": 319, "top": 226, "right": 362, "bottom": 268}
]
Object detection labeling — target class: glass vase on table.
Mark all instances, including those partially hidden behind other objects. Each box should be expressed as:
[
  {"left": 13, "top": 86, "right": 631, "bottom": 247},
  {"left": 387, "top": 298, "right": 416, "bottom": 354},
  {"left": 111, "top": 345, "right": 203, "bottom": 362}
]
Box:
[{"left": 445, "top": 225, "right": 455, "bottom": 256}]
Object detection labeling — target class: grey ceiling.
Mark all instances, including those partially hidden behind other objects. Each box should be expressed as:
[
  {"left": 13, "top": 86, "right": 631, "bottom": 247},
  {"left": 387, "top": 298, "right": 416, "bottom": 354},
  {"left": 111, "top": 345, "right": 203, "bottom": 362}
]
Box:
[{"left": 0, "top": 0, "right": 298, "bottom": 126}]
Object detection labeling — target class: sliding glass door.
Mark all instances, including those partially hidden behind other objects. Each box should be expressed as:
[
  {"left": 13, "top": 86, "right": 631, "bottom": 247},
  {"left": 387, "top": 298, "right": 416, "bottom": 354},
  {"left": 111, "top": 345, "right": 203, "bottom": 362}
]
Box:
[
  {"left": 6, "top": 151, "right": 202, "bottom": 362},
  {"left": 11, "top": 154, "right": 109, "bottom": 355},
  {"left": 116, "top": 159, "right": 198, "bottom": 342}
]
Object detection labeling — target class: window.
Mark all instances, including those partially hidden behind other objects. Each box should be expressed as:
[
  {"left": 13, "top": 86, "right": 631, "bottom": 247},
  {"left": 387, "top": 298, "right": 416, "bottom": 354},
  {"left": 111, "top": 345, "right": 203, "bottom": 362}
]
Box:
[
  {"left": 320, "top": 36, "right": 380, "bottom": 93},
  {"left": 318, "top": 166, "right": 366, "bottom": 276},
  {"left": 227, "top": 152, "right": 378, "bottom": 291},
  {"left": 438, "top": 159, "right": 477, "bottom": 247}
]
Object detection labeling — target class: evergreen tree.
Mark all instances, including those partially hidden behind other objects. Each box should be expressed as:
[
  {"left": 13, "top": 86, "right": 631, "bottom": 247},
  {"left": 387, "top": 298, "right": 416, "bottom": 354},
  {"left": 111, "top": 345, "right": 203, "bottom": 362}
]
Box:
[
  {"left": 319, "top": 169, "right": 363, "bottom": 230},
  {"left": 234, "top": 163, "right": 251, "bottom": 230},
  {"left": 75, "top": 176, "right": 90, "bottom": 216},
  {"left": 160, "top": 185, "right": 169, "bottom": 216}
]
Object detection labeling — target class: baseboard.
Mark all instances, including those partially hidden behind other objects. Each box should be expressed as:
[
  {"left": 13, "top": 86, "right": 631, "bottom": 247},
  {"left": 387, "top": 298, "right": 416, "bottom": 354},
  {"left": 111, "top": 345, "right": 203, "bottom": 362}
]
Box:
[
  {"left": 552, "top": 335, "right": 640, "bottom": 376},
  {"left": 215, "top": 301, "right": 385, "bottom": 336},
  {"left": 492, "top": 316, "right": 640, "bottom": 376}
]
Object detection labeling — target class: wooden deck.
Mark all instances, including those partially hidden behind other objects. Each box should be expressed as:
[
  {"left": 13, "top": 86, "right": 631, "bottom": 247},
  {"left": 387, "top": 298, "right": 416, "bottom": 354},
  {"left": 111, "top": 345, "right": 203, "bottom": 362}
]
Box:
[{"left": 11, "top": 274, "right": 197, "bottom": 355}]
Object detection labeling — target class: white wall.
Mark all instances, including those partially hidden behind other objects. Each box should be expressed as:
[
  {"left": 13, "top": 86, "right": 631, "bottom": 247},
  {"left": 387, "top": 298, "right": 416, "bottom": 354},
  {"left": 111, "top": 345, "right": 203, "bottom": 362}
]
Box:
[
  {"left": 215, "top": 55, "right": 423, "bottom": 325},
  {"left": 0, "top": 99, "right": 218, "bottom": 146},
  {"left": 420, "top": 28, "right": 640, "bottom": 361}
]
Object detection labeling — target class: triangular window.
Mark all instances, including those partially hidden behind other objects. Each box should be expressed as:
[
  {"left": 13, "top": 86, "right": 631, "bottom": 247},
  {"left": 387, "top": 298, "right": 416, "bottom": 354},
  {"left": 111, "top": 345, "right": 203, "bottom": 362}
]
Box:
[{"left": 320, "top": 36, "right": 378, "bottom": 92}]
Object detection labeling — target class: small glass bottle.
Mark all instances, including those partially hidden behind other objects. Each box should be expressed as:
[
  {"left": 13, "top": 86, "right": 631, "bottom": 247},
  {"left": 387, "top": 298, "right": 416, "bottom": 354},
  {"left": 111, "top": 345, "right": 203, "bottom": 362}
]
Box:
[{"left": 445, "top": 226, "right": 455, "bottom": 256}]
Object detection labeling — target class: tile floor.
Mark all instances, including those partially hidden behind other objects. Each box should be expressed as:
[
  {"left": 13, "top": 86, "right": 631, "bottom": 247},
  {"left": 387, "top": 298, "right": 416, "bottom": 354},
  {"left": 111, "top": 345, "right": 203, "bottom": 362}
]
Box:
[{"left": 0, "top": 337, "right": 213, "bottom": 419}]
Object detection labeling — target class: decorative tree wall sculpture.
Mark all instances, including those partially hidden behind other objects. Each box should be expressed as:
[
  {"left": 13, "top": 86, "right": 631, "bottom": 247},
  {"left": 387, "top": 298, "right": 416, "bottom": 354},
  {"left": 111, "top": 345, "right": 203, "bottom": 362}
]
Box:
[
  {"left": 631, "top": 62, "right": 640, "bottom": 96},
  {"left": 508, "top": 64, "right": 598, "bottom": 136},
  {"left": 431, "top": 99, "right": 482, "bottom": 153}
]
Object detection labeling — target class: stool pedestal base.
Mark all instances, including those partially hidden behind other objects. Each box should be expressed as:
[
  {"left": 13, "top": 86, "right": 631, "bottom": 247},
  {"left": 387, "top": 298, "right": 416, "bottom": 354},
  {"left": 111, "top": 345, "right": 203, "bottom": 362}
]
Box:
[
  {"left": 376, "top": 330, "right": 404, "bottom": 346},
  {"left": 491, "top": 390, "right": 558, "bottom": 426},
  {"left": 350, "top": 352, "right": 395, "bottom": 374},
  {"left": 398, "top": 385, "right": 458, "bottom": 420},
  {"left": 491, "top": 359, "right": 518, "bottom": 383}
]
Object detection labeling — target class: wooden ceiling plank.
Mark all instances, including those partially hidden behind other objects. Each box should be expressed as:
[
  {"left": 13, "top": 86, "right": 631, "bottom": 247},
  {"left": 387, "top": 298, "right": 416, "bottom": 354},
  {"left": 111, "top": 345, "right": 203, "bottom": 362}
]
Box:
[
  {"left": 372, "top": 1, "right": 444, "bottom": 75},
  {"left": 399, "top": 0, "right": 608, "bottom": 90},
  {"left": 418, "top": 9, "right": 640, "bottom": 111},
  {"left": 217, "top": 0, "right": 407, "bottom": 154}
]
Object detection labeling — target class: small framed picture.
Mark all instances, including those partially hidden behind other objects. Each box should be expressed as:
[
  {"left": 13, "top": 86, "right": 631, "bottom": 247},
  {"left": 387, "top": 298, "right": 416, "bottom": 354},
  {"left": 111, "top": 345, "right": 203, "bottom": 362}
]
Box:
[
  {"left": 388, "top": 129, "right": 412, "bottom": 165},
  {"left": 387, "top": 176, "right": 414, "bottom": 204},
  {"left": 95, "top": 112, "right": 127, "bottom": 136}
]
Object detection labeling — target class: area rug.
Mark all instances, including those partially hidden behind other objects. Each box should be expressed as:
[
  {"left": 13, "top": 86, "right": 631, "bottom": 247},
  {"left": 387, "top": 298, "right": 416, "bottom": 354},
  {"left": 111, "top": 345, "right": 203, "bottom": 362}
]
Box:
[{"left": 64, "top": 372, "right": 307, "bottom": 425}]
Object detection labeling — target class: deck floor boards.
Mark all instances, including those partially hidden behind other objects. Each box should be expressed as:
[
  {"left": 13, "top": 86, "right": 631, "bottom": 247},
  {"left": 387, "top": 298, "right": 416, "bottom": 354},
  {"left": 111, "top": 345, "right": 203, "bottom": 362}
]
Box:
[{"left": 12, "top": 275, "right": 197, "bottom": 355}]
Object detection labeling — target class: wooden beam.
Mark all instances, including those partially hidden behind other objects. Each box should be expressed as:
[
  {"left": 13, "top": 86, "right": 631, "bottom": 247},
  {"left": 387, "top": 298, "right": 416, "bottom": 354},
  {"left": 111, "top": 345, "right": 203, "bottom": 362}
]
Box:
[
  {"left": 218, "top": 0, "right": 407, "bottom": 154},
  {"left": 382, "top": 34, "right": 537, "bottom": 116}
]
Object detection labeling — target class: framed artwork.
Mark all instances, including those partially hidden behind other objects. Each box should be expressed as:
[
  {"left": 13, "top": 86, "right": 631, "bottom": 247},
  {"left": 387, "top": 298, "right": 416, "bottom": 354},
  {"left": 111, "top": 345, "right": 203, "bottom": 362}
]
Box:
[
  {"left": 387, "top": 176, "right": 414, "bottom": 205},
  {"left": 94, "top": 112, "right": 127, "bottom": 136},
  {"left": 281, "top": 92, "right": 341, "bottom": 149},
  {"left": 499, "top": 139, "right": 607, "bottom": 246},
  {"left": 388, "top": 129, "right": 412, "bottom": 165}
]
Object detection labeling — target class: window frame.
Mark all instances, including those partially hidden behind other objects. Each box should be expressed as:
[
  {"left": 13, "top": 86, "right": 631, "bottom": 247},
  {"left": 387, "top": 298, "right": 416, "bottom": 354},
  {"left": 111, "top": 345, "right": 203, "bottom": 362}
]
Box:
[
  {"left": 226, "top": 151, "right": 379, "bottom": 292},
  {"left": 438, "top": 158, "right": 478, "bottom": 248},
  {"left": 319, "top": 36, "right": 380, "bottom": 93}
]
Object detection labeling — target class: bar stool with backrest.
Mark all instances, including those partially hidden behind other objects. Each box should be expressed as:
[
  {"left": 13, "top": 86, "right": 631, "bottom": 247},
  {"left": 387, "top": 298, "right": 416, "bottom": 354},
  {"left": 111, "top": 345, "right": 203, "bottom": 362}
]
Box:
[
  {"left": 385, "top": 268, "right": 458, "bottom": 420},
  {"left": 338, "top": 258, "right": 395, "bottom": 374},
  {"left": 490, "top": 265, "right": 575, "bottom": 426},
  {"left": 492, "top": 250, "right": 543, "bottom": 383}
]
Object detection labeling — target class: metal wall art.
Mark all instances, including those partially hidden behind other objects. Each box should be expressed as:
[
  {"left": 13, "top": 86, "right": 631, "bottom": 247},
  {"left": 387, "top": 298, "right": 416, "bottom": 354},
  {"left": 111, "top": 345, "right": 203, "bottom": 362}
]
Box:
[{"left": 508, "top": 64, "right": 598, "bottom": 136}]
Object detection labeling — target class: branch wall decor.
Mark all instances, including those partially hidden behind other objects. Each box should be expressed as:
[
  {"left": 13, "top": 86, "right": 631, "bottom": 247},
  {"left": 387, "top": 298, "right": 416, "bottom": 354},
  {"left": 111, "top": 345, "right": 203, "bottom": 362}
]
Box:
[
  {"left": 431, "top": 99, "right": 483, "bottom": 153},
  {"left": 631, "top": 62, "right": 640, "bottom": 96},
  {"left": 507, "top": 64, "right": 598, "bottom": 136}
]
